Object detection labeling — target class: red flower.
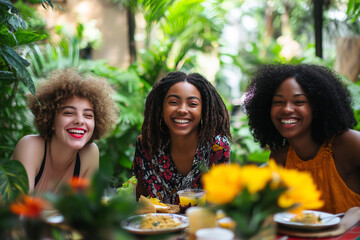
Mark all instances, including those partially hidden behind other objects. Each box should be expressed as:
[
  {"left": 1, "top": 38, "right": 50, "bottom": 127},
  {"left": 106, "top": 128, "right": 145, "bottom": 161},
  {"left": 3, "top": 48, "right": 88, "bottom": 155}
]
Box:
[
  {"left": 10, "top": 196, "right": 46, "bottom": 218},
  {"left": 69, "top": 177, "right": 89, "bottom": 192}
]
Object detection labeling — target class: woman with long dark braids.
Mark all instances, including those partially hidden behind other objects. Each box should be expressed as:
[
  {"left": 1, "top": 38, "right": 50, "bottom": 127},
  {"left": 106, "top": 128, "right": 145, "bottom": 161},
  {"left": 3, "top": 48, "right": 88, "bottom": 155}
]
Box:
[{"left": 132, "top": 71, "right": 231, "bottom": 204}]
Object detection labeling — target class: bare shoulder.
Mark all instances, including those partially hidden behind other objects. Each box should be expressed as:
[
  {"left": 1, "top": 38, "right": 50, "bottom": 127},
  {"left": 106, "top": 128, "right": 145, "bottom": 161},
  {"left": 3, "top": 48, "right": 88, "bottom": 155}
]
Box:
[
  {"left": 79, "top": 142, "right": 99, "bottom": 163},
  {"left": 333, "top": 129, "right": 360, "bottom": 167},
  {"left": 11, "top": 135, "right": 45, "bottom": 191},
  {"left": 11, "top": 135, "right": 45, "bottom": 161},
  {"left": 79, "top": 142, "right": 99, "bottom": 177},
  {"left": 269, "top": 146, "right": 288, "bottom": 167},
  {"left": 334, "top": 129, "right": 360, "bottom": 143}
]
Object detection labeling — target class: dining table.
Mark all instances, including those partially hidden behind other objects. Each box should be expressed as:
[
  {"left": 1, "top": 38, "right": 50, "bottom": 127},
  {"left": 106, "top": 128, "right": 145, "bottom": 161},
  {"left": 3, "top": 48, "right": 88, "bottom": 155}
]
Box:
[
  {"left": 130, "top": 207, "right": 360, "bottom": 240},
  {"left": 131, "top": 222, "right": 360, "bottom": 240},
  {"left": 276, "top": 222, "right": 360, "bottom": 240}
]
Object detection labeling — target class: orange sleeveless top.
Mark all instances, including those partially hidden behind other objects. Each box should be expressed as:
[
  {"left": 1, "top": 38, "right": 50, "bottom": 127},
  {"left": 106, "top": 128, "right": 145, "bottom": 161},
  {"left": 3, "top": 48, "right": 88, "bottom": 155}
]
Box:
[{"left": 286, "top": 140, "right": 360, "bottom": 214}]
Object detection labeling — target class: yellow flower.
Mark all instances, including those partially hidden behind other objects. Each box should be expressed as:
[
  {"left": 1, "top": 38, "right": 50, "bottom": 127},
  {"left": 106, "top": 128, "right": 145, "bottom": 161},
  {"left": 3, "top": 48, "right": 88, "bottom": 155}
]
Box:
[
  {"left": 268, "top": 160, "right": 323, "bottom": 212},
  {"left": 203, "top": 160, "right": 323, "bottom": 214},
  {"left": 277, "top": 168, "right": 323, "bottom": 212},
  {"left": 203, "top": 164, "right": 243, "bottom": 204},
  {"left": 240, "top": 165, "right": 273, "bottom": 193},
  {"left": 202, "top": 160, "right": 324, "bottom": 239}
]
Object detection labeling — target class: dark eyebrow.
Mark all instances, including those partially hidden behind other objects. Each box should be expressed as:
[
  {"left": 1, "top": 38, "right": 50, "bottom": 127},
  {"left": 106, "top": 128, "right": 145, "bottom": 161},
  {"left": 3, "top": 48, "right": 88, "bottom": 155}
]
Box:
[
  {"left": 62, "top": 106, "right": 94, "bottom": 112},
  {"left": 166, "top": 94, "right": 181, "bottom": 100},
  {"left": 166, "top": 94, "right": 200, "bottom": 101}
]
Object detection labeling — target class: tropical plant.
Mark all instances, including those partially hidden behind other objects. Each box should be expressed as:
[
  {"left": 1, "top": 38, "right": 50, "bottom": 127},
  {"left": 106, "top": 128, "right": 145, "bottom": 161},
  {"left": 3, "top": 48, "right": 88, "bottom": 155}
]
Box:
[
  {"left": 347, "top": 0, "right": 360, "bottom": 22},
  {"left": 0, "top": 0, "right": 58, "bottom": 96},
  {"left": 0, "top": 0, "right": 59, "bottom": 160},
  {"left": 230, "top": 116, "right": 270, "bottom": 165},
  {"left": 0, "top": 160, "right": 28, "bottom": 204},
  {"left": 127, "top": 0, "right": 226, "bottom": 85}
]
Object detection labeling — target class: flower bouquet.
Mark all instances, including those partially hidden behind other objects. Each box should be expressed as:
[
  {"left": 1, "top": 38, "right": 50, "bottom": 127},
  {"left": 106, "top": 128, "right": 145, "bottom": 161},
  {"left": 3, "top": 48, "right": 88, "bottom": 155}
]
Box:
[
  {"left": 46, "top": 172, "right": 137, "bottom": 240},
  {"left": 202, "top": 160, "right": 324, "bottom": 239}
]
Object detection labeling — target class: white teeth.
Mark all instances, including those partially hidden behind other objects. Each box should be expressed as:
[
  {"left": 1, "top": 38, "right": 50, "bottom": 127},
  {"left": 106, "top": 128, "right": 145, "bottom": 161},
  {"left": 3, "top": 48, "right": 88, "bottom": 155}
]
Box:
[
  {"left": 281, "top": 119, "right": 297, "bottom": 124},
  {"left": 173, "top": 119, "right": 190, "bottom": 124},
  {"left": 68, "top": 129, "right": 85, "bottom": 134}
]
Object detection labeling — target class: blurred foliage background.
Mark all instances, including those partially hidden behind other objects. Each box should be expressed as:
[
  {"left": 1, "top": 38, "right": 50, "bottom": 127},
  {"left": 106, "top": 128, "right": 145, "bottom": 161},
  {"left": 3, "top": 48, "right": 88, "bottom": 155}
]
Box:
[{"left": 1, "top": 0, "right": 360, "bottom": 188}]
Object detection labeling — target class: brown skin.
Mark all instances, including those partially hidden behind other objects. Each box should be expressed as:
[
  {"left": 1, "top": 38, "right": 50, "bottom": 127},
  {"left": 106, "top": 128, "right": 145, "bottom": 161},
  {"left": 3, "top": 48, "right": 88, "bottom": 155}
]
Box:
[
  {"left": 163, "top": 82, "right": 202, "bottom": 176},
  {"left": 270, "top": 78, "right": 360, "bottom": 195}
]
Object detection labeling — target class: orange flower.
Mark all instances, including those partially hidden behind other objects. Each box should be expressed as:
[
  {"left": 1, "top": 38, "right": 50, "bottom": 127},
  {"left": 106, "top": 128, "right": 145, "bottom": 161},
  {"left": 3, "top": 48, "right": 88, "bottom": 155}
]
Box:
[
  {"left": 69, "top": 177, "right": 89, "bottom": 192},
  {"left": 10, "top": 196, "right": 46, "bottom": 218}
]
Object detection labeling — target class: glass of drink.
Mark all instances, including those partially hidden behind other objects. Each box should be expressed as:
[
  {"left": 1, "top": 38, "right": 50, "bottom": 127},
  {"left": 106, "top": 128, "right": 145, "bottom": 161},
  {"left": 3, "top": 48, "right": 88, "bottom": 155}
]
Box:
[
  {"left": 177, "top": 188, "right": 206, "bottom": 214},
  {"left": 186, "top": 207, "right": 216, "bottom": 240}
]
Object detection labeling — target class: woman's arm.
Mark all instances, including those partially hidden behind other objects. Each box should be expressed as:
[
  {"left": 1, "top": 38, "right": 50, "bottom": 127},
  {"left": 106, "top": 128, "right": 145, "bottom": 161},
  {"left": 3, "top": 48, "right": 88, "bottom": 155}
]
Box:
[
  {"left": 333, "top": 129, "right": 360, "bottom": 194},
  {"left": 10, "top": 135, "right": 45, "bottom": 192}
]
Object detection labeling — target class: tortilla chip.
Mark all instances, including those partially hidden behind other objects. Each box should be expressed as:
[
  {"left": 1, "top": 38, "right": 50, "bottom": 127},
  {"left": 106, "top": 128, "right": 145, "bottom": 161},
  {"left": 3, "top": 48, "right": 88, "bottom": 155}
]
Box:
[{"left": 136, "top": 195, "right": 156, "bottom": 214}]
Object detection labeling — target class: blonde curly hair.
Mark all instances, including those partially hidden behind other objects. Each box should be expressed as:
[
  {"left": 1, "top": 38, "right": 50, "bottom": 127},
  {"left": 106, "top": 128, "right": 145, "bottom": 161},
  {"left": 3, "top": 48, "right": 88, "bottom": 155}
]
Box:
[{"left": 27, "top": 69, "right": 119, "bottom": 142}]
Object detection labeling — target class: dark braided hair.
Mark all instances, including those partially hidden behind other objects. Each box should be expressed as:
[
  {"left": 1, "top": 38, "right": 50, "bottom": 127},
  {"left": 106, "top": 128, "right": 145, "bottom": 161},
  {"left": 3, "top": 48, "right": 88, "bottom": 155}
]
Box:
[
  {"left": 142, "top": 71, "right": 231, "bottom": 154},
  {"left": 244, "top": 63, "right": 356, "bottom": 150}
]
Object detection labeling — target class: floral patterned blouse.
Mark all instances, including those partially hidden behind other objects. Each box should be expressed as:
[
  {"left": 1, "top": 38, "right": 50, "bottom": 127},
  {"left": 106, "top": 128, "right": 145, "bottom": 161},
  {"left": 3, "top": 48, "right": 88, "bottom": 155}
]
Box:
[{"left": 132, "top": 134, "right": 230, "bottom": 204}]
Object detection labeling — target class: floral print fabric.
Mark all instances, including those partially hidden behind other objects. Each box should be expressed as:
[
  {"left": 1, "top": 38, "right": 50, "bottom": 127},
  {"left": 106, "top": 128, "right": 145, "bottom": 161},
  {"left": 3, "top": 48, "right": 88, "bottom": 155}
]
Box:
[{"left": 132, "top": 134, "right": 230, "bottom": 204}]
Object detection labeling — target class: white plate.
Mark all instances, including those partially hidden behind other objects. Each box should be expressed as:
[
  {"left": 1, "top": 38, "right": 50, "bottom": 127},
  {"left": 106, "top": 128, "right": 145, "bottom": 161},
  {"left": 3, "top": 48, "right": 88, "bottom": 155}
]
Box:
[
  {"left": 41, "top": 210, "right": 64, "bottom": 224},
  {"left": 274, "top": 210, "right": 341, "bottom": 229},
  {"left": 122, "top": 213, "right": 189, "bottom": 235}
]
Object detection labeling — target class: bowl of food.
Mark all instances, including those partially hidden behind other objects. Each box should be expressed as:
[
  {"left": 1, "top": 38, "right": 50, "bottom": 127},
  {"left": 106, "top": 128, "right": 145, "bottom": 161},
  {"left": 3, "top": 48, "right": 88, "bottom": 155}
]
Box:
[{"left": 177, "top": 189, "right": 206, "bottom": 213}]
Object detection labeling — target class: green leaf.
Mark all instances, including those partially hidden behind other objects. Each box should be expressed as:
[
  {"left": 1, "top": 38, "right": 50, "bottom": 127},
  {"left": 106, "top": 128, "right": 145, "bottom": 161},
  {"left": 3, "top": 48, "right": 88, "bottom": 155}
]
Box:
[
  {"left": 0, "top": 46, "right": 29, "bottom": 68},
  {"left": 0, "top": 46, "right": 35, "bottom": 95},
  {"left": 0, "top": 0, "right": 26, "bottom": 32},
  {"left": 0, "top": 70, "right": 17, "bottom": 83},
  {"left": 0, "top": 26, "right": 47, "bottom": 47},
  {"left": 0, "top": 160, "right": 29, "bottom": 203}
]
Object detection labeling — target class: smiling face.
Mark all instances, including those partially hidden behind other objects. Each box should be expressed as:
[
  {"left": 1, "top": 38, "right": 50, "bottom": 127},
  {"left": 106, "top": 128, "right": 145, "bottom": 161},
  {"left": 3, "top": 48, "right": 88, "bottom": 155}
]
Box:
[
  {"left": 52, "top": 96, "right": 95, "bottom": 149},
  {"left": 162, "top": 81, "right": 202, "bottom": 139},
  {"left": 270, "top": 77, "right": 313, "bottom": 142}
]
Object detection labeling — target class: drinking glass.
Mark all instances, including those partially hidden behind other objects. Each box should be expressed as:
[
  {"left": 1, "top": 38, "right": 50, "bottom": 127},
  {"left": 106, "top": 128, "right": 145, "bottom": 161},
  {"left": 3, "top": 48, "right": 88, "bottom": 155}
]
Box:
[{"left": 177, "top": 188, "right": 206, "bottom": 213}]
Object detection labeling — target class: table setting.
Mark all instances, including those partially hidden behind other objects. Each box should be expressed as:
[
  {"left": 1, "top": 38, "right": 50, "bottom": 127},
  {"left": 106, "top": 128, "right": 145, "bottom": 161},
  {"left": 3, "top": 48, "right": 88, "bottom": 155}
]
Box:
[
  {"left": 2, "top": 163, "right": 360, "bottom": 240},
  {"left": 119, "top": 160, "right": 360, "bottom": 240}
]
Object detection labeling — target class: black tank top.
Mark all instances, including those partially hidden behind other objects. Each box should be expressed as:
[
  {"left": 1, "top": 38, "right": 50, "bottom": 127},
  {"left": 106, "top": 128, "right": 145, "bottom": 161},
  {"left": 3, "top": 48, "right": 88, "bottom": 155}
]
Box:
[{"left": 34, "top": 141, "right": 81, "bottom": 187}]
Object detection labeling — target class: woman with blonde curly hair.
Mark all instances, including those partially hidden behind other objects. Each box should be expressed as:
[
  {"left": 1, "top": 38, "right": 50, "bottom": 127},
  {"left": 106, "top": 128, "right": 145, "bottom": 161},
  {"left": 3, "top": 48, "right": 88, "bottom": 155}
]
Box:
[{"left": 11, "top": 69, "right": 118, "bottom": 194}]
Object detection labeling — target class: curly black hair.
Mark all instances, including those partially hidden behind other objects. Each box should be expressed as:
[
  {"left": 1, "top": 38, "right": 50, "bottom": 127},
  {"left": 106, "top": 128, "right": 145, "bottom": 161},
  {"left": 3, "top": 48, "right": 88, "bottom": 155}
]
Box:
[
  {"left": 142, "top": 71, "right": 231, "bottom": 154},
  {"left": 244, "top": 63, "right": 356, "bottom": 150}
]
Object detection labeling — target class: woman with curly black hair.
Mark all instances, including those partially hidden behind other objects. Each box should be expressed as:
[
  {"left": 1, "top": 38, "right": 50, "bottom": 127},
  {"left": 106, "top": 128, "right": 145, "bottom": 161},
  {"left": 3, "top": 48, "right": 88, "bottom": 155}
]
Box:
[
  {"left": 244, "top": 63, "right": 360, "bottom": 214},
  {"left": 133, "top": 71, "right": 231, "bottom": 204},
  {"left": 11, "top": 69, "right": 118, "bottom": 194}
]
